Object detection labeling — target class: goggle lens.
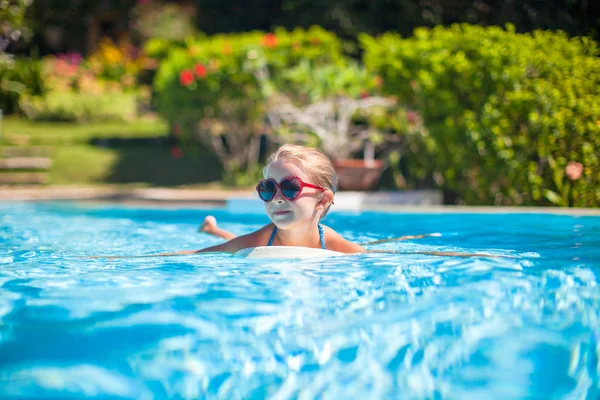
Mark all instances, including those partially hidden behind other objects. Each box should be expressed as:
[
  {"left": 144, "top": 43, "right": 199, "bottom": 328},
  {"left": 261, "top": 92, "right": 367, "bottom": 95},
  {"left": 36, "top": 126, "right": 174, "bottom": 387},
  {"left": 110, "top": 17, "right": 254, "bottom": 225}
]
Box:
[
  {"left": 280, "top": 177, "right": 302, "bottom": 200},
  {"left": 257, "top": 179, "right": 276, "bottom": 201}
]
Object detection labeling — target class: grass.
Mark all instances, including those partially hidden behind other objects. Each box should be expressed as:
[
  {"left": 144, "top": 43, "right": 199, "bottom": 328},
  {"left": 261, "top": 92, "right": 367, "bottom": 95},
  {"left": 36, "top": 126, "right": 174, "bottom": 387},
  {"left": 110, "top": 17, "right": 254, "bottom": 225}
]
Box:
[
  {"left": 0, "top": 116, "right": 225, "bottom": 187},
  {"left": 2, "top": 116, "right": 168, "bottom": 145}
]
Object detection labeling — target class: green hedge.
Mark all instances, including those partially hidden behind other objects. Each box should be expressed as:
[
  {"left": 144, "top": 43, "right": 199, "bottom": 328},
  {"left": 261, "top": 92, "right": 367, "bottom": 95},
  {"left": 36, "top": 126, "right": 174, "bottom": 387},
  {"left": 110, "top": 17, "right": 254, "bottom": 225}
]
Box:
[
  {"left": 361, "top": 24, "right": 600, "bottom": 206},
  {"left": 154, "top": 26, "right": 345, "bottom": 123}
]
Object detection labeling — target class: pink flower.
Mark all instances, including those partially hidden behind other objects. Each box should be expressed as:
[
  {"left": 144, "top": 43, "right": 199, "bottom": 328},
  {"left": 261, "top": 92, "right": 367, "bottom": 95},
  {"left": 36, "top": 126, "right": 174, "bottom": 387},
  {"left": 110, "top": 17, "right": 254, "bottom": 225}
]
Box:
[
  {"left": 565, "top": 161, "right": 583, "bottom": 181},
  {"left": 406, "top": 110, "right": 418, "bottom": 125}
]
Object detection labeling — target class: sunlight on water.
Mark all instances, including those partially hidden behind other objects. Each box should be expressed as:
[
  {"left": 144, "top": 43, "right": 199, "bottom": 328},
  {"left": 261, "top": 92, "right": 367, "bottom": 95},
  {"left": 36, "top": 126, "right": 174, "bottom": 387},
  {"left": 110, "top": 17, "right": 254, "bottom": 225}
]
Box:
[{"left": 0, "top": 202, "right": 599, "bottom": 399}]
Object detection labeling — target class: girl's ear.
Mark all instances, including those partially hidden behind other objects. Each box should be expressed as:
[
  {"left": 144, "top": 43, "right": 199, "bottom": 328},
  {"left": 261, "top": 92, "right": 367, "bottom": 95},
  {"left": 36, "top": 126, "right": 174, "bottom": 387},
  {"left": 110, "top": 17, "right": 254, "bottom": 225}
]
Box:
[{"left": 317, "top": 190, "right": 334, "bottom": 209}]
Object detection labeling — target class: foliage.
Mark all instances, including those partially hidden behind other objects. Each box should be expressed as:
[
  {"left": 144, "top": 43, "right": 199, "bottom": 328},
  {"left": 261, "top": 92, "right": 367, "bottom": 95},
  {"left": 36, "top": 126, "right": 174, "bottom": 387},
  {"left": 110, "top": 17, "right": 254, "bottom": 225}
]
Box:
[
  {"left": 143, "top": 37, "right": 183, "bottom": 62},
  {"left": 0, "top": 0, "right": 32, "bottom": 60},
  {"left": 0, "top": 57, "right": 45, "bottom": 113},
  {"left": 361, "top": 24, "right": 600, "bottom": 206},
  {"left": 19, "top": 90, "right": 138, "bottom": 122},
  {"left": 254, "top": 58, "right": 395, "bottom": 160},
  {"left": 276, "top": 0, "right": 600, "bottom": 41},
  {"left": 131, "top": 1, "right": 196, "bottom": 42},
  {"left": 87, "top": 38, "right": 147, "bottom": 89},
  {"left": 153, "top": 27, "right": 345, "bottom": 183},
  {"left": 1, "top": 0, "right": 35, "bottom": 113},
  {"left": 17, "top": 51, "right": 142, "bottom": 122}
]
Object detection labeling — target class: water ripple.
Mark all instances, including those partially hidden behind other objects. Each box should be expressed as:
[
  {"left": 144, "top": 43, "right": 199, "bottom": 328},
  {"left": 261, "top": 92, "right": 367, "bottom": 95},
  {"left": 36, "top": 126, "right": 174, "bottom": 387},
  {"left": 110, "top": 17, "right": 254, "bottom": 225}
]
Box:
[{"left": 0, "top": 202, "right": 599, "bottom": 399}]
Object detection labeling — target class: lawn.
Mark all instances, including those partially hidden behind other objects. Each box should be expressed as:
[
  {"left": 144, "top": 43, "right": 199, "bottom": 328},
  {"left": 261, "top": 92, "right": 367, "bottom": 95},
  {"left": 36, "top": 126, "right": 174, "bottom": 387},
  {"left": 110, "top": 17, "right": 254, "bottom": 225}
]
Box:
[{"left": 0, "top": 117, "right": 224, "bottom": 187}]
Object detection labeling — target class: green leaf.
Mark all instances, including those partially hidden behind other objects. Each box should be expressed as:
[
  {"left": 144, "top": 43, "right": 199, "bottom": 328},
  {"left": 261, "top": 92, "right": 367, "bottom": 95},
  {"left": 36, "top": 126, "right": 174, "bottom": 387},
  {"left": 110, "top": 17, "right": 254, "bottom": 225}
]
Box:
[{"left": 543, "top": 189, "right": 567, "bottom": 207}]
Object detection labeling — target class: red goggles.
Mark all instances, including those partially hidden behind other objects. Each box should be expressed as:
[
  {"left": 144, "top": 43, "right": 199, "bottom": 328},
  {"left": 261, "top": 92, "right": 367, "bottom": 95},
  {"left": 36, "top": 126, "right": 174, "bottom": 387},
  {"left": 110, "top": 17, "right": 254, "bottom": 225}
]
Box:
[{"left": 256, "top": 176, "right": 325, "bottom": 202}]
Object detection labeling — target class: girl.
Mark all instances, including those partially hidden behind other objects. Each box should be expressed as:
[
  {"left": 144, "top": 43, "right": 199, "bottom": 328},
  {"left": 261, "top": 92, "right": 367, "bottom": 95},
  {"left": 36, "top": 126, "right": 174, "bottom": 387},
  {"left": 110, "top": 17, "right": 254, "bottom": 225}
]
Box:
[
  {"left": 94, "top": 144, "right": 501, "bottom": 259},
  {"left": 177, "top": 144, "right": 366, "bottom": 255}
]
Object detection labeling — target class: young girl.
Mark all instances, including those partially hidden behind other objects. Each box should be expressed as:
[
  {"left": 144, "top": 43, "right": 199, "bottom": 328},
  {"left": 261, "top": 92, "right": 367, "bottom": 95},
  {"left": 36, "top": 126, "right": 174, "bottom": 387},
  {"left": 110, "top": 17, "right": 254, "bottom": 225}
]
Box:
[
  {"left": 177, "top": 144, "right": 366, "bottom": 255},
  {"left": 95, "top": 144, "right": 500, "bottom": 259}
]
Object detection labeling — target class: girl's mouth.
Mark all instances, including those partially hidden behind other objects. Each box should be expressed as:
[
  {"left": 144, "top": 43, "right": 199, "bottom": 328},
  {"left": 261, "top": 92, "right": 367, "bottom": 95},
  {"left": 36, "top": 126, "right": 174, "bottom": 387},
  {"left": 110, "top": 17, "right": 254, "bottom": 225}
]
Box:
[{"left": 273, "top": 211, "right": 290, "bottom": 216}]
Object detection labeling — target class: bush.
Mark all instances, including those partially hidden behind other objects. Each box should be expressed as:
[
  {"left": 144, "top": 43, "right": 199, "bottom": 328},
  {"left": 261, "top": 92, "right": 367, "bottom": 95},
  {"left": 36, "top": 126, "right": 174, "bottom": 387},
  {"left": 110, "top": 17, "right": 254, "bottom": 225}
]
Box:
[
  {"left": 0, "top": 57, "right": 45, "bottom": 114},
  {"left": 153, "top": 26, "right": 346, "bottom": 183},
  {"left": 19, "top": 90, "right": 138, "bottom": 122},
  {"left": 17, "top": 54, "right": 141, "bottom": 122},
  {"left": 361, "top": 24, "right": 600, "bottom": 206},
  {"left": 87, "top": 38, "right": 146, "bottom": 89}
]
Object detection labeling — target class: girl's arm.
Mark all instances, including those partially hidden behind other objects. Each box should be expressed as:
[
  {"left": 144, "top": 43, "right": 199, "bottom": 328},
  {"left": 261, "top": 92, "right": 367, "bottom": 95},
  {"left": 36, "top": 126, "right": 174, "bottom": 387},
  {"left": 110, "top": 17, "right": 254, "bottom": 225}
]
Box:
[
  {"left": 89, "top": 231, "right": 263, "bottom": 259},
  {"left": 323, "top": 227, "right": 367, "bottom": 254},
  {"left": 199, "top": 216, "right": 236, "bottom": 240},
  {"left": 157, "top": 232, "right": 258, "bottom": 256}
]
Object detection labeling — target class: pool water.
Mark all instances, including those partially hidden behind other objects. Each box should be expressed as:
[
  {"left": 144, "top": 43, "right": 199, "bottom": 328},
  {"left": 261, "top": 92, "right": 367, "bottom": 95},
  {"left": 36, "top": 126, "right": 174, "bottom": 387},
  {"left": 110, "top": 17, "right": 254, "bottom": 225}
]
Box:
[{"left": 0, "top": 202, "right": 599, "bottom": 399}]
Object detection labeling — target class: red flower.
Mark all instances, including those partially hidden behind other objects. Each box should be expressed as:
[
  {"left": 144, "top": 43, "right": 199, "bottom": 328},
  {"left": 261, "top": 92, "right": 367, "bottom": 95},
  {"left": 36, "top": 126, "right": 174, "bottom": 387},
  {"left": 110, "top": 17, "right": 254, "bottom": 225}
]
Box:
[
  {"left": 170, "top": 146, "right": 183, "bottom": 159},
  {"left": 359, "top": 91, "right": 369, "bottom": 99},
  {"left": 194, "top": 64, "right": 207, "bottom": 78},
  {"left": 310, "top": 37, "right": 321, "bottom": 45},
  {"left": 262, "top": 33, "right": 278, "bottom": 49},
  {"left": 179, "top": 69, "right": 194, "bottom": 86}
]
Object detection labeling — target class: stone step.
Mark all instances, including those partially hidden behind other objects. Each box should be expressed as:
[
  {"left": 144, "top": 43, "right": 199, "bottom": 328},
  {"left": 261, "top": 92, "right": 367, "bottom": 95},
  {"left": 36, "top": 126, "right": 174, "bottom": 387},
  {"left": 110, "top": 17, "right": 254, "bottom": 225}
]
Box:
[
  {"left": 0, "top": 157, "right": 53, "bottom": 170},
  {"left": 1, "top": 146, "right": 53, "bottom": 157},
  {"left": 0, "top": 172, "right": 49, "bottom": 184}
]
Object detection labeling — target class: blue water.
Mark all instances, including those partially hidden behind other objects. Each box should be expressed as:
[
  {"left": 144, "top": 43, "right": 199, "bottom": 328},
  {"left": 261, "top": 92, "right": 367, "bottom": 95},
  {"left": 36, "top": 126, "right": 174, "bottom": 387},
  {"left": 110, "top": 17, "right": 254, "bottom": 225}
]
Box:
[{"left": 0, "top": 202, "right": 599, "bottom": 399}]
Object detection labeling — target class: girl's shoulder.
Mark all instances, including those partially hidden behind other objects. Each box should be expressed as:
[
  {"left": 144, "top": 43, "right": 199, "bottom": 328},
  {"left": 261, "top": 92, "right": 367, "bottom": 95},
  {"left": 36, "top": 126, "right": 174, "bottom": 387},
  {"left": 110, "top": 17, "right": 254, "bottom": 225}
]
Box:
[
  {"left": 235, "top": 223, "right": 274, "bottom": 247},
  {"left": 321, "top": 225, "right": 366, "bottom": 254}
]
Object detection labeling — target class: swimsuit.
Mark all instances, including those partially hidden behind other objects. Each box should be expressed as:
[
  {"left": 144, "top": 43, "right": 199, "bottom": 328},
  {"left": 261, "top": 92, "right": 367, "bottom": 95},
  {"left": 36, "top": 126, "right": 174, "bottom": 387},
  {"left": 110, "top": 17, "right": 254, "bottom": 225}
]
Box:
[{"left": 267, "top": 224, "right": 326, "bottom": 249}]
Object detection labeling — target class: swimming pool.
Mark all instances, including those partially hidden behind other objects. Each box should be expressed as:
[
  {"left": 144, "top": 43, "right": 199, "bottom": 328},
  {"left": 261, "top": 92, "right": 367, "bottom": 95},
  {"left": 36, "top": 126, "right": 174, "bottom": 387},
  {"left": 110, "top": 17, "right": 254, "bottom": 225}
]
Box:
[{"left": 1, "top": 202, "right": 599, "bottom": 399}]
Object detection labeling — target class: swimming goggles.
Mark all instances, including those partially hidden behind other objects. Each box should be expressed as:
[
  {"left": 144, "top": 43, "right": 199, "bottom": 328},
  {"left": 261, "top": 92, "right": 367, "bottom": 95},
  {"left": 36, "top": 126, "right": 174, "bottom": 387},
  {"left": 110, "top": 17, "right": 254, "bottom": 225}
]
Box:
[{"left": 256, "top": 176, "right": 325, "bottom": 202}]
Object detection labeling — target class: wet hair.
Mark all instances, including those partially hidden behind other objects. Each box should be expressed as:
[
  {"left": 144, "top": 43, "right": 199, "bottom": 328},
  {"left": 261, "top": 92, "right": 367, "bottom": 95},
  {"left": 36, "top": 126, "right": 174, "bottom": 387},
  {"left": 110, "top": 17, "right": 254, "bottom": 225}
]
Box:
[{"left": 264, "top": 144, "right": 337, "bottom": 218}]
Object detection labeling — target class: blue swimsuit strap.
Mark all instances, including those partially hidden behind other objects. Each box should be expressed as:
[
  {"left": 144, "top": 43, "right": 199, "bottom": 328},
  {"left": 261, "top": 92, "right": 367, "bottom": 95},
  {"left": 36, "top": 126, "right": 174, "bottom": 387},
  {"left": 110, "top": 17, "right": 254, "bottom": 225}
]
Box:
[{"left": 267, "top": 224, "right": 326, "bottom": 249}]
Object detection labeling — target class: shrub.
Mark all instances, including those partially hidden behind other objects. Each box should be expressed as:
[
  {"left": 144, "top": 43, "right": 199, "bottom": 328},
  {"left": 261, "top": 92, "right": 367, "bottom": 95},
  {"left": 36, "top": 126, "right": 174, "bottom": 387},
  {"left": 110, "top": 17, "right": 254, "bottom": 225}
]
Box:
[
  {"left": 361, "top": 24, "right": 600, "bottom": 206},
  {"left": 0, "top": 57, "right": 45, "bottom": 114},
  {"left": 153, "top": 26, "right": 346, "bottom": 183},
  {"left": 20, "top": 90, "right": 138, "bottom": 122},
  {"left": 18, "top": 54, "right": 140, "bottom": 122},
  {"left": 87, "top": 38, "right": 146, "bottom": 89}
]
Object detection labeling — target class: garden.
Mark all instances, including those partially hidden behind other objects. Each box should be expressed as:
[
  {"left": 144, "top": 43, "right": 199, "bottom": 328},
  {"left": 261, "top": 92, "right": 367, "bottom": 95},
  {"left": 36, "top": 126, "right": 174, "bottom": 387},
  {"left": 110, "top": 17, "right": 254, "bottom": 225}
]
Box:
[{"left": 1, "top": 0, "right": 599, "bottom": 206}]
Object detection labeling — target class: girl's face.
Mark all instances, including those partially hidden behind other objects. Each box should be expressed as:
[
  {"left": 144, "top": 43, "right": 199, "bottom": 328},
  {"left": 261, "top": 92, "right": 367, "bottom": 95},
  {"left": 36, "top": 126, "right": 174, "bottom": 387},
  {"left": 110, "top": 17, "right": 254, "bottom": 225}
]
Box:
[{"left": 263, "top": 161, "right": 328, "bottom": 229}]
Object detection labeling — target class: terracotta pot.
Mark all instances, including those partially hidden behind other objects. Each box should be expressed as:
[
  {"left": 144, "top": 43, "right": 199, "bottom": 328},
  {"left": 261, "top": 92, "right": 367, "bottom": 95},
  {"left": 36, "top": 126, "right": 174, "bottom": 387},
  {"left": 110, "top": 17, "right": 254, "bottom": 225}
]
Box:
[{"left": 333, "top": 159, "right": 386, "bottom": 191}]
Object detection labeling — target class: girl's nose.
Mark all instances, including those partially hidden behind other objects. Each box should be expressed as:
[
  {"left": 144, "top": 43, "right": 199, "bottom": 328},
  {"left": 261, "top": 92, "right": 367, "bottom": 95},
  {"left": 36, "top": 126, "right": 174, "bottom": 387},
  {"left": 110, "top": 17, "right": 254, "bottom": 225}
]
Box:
[{"left": 272, "top": 188, "right": 285, "bottom": 202}]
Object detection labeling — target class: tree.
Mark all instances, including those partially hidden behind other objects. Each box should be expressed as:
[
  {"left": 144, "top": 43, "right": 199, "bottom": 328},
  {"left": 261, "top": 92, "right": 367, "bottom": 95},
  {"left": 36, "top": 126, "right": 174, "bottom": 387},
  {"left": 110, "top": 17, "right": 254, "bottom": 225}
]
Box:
[{"left": 1, "top": 0, "right": 32, "bottom": 65}]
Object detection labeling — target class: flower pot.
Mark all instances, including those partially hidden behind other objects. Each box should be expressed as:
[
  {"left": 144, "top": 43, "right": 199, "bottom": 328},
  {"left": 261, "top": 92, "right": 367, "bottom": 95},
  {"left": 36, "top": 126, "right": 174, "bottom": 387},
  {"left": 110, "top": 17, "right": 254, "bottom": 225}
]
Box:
[{"left": 333, "top": 159, "right": 386, "bottom": 191}]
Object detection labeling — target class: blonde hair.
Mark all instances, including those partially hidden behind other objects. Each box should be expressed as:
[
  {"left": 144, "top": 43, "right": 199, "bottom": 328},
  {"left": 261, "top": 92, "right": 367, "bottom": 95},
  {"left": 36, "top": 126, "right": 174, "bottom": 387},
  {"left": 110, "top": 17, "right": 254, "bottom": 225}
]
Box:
[{"left": 264, "top": 144, "right": 337, "bottom": 218}]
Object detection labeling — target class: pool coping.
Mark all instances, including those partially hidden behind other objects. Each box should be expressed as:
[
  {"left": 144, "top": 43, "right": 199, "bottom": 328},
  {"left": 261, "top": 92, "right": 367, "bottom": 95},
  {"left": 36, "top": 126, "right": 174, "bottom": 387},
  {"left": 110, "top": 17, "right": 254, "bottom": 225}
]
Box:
[{"left": 1, "top": 186, "right": 599, "bottom": 216}]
